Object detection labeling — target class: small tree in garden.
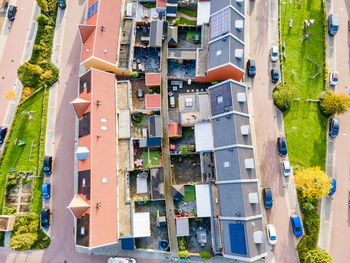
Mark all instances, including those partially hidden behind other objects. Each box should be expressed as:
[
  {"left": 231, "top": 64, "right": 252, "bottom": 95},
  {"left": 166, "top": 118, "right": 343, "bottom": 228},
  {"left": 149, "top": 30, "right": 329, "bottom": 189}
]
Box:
[
  {"left": 130, "top": 71, "right": 139, "bottom": 78},
  {"left": 319, "top": 89, "right": 350, "bottom": 116},
  {"left": 272, "top": 84, "right": 298, "bottom": 111},
  {"left": 294, "top": 167, "right": 331, "bottom": 200},
  {"left": 181, "top": 145, "right": 189, "bottom": 156},
  {"left": 304, "top": 247, "right": 333, "bottom": 263},
  {"left": 178, "top": 250, "right": 190, "bottom": 258}
]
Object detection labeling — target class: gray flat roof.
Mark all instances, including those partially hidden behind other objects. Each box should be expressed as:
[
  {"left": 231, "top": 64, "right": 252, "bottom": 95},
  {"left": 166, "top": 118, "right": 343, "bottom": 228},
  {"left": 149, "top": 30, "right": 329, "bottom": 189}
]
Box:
[
  {"left": 210, "top": 0, "right": 244, "bottom": 15},
  {"left": 208, "top": 35, "right": 244, "bottom": 71},
  {"left": 218, "top": 182, "right": 261, "bottom": 218},
  {"left": 150, "top": 20, "right": 163, "bottom": 47},
  {"left": 214, "top": 148, "right": 256, "bottom": 181},
  {"left": 221, "top": 219, "right": 266, "bottom": 259}
]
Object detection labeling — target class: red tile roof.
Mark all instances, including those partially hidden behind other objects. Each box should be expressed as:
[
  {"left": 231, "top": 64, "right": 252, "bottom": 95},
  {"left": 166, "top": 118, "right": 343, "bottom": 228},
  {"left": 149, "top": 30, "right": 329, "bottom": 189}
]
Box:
[
  {"left": 76, "top": 68, "right": 118, "bottom": 248},
  {"left": 168, "top": 124, "right": 182, "bottom": 137},
  {"left": 145, "top": 73, "right": 161, "bottom": 87},
  {"left": 157, "top": 0, "right": 167, "bottom": 9},
  {"left": 145, "top": 94, "right": 161, "bottom": 109}
]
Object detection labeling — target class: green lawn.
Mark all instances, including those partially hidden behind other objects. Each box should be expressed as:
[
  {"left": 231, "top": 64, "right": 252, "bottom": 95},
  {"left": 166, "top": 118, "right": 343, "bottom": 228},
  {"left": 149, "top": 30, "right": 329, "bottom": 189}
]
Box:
[
  {"left": 186, "top": 31, "right": 201, "bottom": 43},
  {"left": 178, "top": 7, "right": 197, "bottom": 17},
  {"left": 178, "top": 17, "right": 196, "bottom": 26},
  {"left": 281, "top": 0, "right": 327, "bottom": 169},
  {"left": 143, "top": 150, "right": 160, "bottom": 166},
  {"left": 182, "top": 127, "right": 194, "bottom": 136}
]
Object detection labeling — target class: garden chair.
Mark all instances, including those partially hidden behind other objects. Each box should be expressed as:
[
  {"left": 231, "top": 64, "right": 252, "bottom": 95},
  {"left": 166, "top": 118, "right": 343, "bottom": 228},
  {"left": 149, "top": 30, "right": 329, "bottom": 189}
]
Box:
[{"left": 18, "top": 140, "right": 26, "bottom": 146}]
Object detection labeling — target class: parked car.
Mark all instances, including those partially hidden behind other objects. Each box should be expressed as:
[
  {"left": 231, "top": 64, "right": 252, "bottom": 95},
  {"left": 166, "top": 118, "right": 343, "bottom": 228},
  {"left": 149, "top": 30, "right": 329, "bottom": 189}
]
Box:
[
  {"left": 282, "top": 160, "right": 291, "bottom": 176},
  {"left": 329, "top": 117, "right": 339, "bottom": 138},
  {"left": 0, "top": 127, "right": 8, "bottom": 144},
  {"left": 247, "top": 58, "right": 256, "bottom": 77},
  {"left": 107, "top": 258, "right": 136, "bottom": 263},
  {"left": 271, "top": 46, "right": 279, "bottom": 62},
  {"left": 290, "top": 215, "right": 303, "bottom": 237},
  {"left": 40, "top": 209, "right": 50, "bottom": 228},
  {"left": 329, "top": 71, "right": 339, "bottom": 86},
  {"left": 43, "top": 156, "right": 53, "bottom": 176},
  {"left": 328, "top": 14, "right": 339, "bottom": 36},
  {"left": 42, "top": 183, "right": 51, "bottom": 199},
  {"left": 271, "top": 68, "right": 279, "bottom": 83},
  {"left": 266, "top": 224, "right": 277, "bottom": 245},
  {"left": 7, "top": 5, "right": 17, "bottom": 21},
  {"left": 58, "top": 0, "right": 66, "bottom": 9},
  {"left": 329, "top": 178, "right": 336, "bottom": 195},
  {"left": 277, "top": 137, "right": 288, "bottom": 156},
  {"left": 262, "top": 188, "right": 273, "bottom": 209}
]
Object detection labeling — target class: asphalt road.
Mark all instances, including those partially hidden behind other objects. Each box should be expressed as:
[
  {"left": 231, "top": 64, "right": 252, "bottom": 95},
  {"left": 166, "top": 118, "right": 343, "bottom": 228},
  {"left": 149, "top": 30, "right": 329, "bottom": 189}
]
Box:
[
  {"left": 0, "top": 0, "right": 36, "bottom": 125},
  {"left": 248, "top": 0, "right": 299, "bottom": 262},
  {"left": 327, "top": 0, "right": 350, "bottom": 261}
]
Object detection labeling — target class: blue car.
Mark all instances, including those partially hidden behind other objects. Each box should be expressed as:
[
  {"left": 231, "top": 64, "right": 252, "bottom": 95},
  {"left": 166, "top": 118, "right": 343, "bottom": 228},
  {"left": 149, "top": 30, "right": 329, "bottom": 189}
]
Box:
[
  {"left": 0, "top": 127, "right": 7, "bottom": 144},
  {"left": 263, "top": 188, "right": 273, "bottom": 209},
  {"left": 40, "top": 209, "right": 50, "bottom": 228},
  {"left": 290, "top": 215, "right": 303, "bottom": 237},
  {"left": 42, "top": 183, "right": 51, "bottom": 199},
  {"left": 329, "top": 178, "right": 336, "bottom": 195},
  {"left": 277, "top": 137, "right": 288, "bottom": 156},
  {"left": 329, "top": 118, "right": 339, "bottom": 138}
]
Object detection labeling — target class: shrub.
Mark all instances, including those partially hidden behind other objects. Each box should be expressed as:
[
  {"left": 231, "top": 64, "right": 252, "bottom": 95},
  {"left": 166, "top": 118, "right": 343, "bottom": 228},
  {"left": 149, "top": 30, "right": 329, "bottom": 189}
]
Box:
[
  {"left": 302, "top": 202, "right": 316, "bottom": 216},
  {"left": 304, "top": 247, "right": 333, "bottom": 263},
  {"left": 10, "top": 233, "right": 38, "bottom": 251},
  {"left": 31, "top": 229, "right": 51, "bottom": 249},
  {"left": 178, "top": 250, "right": 190, "bottom": 258},
  {"left": 273, "top": 84, "right": 298, "bottom": 111},
  {"left": 21, "top": 87, "right": 35, "bottom": 101},
  {"left": 177, "top": 237, "right": 187, "bottom": 251},
  {"left": 319, "top": 89, "right": 350, "bottom": 116},
  {"left": 173, "top": 19, "right": 179, "bottom": 26},
  {"left": 199, "top": 251, "right": 212, "bottom": 259},
  {"left": 297, "top": 235, "right": 318, "bottom": 261},
  {"left": 130, "top": 71, "right": 139, "bottom": 78},
  {"left": 36, "top": 14, "right": 50, "bottom": 25},
  {"left": 303, "top": 213, "right": 320, "bottom": 237},
  {"left": 181, "top": 145, "right": 189, "bottom": 156},
  {"left": 3, "top": 206, "right": 17, "bottom": 215}
]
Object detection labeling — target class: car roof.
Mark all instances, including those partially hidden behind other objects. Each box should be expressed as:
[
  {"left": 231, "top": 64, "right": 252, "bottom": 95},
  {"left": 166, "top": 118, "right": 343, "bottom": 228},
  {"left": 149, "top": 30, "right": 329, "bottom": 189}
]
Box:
[
  {"left": 333, "top": 71, "right": 339, "bottom": 77},
  {"left": 273, "top": 68, "right": 279, "bottom": 73},
  {"left": 267, "top": 224, "right": 276, "bottom": 235},
  {"left": 331, "top": 178, "right": 336, "bottom": 186},
  {"left": 264, "top": 188, "right": 272, "bottom": 198},
  {"left": 249, "top": 59, "right": 255, "bottom": 65},
  {"left": 291, "top": 215, "right": 301, "bottom": 226},
  {"left": 332, "top": 118, "right": 339, "bottom": 126},
  {"left": 272, "top": 46, "right": 278, "bottom": 52},
  {"left": 283, "top": 160, "right": 290, "bottom": 168}
]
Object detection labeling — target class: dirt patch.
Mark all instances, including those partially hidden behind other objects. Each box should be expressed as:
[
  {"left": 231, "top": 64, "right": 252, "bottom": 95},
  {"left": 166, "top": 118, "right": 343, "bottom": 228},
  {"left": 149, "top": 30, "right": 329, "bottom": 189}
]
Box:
[
  {"left": 21, "top": 184, "right": 32, "bottom": 193},
  {"left": 171, "top": 154, "right": 202, "bottom": 184},
  {"left": 20, "top": 196, "right": 31, "bottom": 203},
  {"left": 6, "top": 196, "right": 17, "bottom": 203},
  {"left": 131, "top": 79, "right": 150, "bottom": 110},
  {"left": 19, "top": 205, "right": 30, "bottom": 213}
]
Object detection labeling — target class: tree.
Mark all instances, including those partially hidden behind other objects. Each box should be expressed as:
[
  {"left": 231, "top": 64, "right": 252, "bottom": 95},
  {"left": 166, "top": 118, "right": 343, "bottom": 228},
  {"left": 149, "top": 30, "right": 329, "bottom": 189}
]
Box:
[
  {"left": 6, "top": 90, "right": 17, "bottom": 100},
  {"left": 180, "top": 145, "right": 189, "bottom": 156},
  {"left": 272, "top": 84, "right": 298, "bottom": 111},
  {"left": 36, "top": 0, "right": 48, "bottom": 11},
  {"left": 9, "top": 233, "right": 38, "bottom": 251},
  {"left": 304, "top": 247, "right": 333, "bottom": 263},
  {"left": 319, "top": 89, "right": 350, "bottom": 116},
  {"left": 294, "top": 167, "right": 331, "bottom": 200},
  {"left": 130, "top": 71, "right": 139, "bottom": 78}
]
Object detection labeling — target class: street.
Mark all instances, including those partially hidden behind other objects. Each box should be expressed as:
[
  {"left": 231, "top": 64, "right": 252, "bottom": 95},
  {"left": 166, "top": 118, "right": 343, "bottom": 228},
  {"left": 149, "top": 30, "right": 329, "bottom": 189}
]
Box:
[
  {"left": 326, "top": 0, "right": 350, "bottom": 261},
  {"left": 248, "top": 0, "right": 299, "bottom": 262}
]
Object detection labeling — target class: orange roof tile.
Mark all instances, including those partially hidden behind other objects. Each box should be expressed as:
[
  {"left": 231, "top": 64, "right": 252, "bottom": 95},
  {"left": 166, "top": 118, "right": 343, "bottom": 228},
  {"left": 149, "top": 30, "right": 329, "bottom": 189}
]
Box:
[
  {"left": 71, "top": 97, "right": 91, "bottom": 118},
  {"left": 77, "top": 68, "right": 118, "bottom": 248},
  {"left": 80, "top": 0, "right": 122, "bottom": 65},
  {"left": 156, "top": 0, "right": 167, "bottom": 9},
  {"left": 145, "top": 94, "right": 161, "bottom": 109},
  {"left": 68, "top": 194, "right": 90, "bottom": 218},
  {"left": 168, "top": 123, "right": 182, "bottom": 137},
  {"left": 145, "top": 73, "right": 161, "bottom": 87}
]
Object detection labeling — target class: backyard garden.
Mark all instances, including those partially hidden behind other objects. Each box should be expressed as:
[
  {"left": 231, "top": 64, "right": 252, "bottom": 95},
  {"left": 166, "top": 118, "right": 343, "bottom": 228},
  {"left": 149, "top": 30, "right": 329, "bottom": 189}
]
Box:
[
  {"left": 0, "top": 0, "right": 58, "bottom": 250},
  {"left": 278, "top": 0, "right": 331, "bottom": 261}
]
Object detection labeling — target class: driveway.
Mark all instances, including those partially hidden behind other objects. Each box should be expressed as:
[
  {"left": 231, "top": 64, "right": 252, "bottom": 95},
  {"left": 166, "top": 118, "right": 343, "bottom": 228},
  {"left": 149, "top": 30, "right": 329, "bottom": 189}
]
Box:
[{"left": 248, "top": 0, "right": 299, "bottom": 262}]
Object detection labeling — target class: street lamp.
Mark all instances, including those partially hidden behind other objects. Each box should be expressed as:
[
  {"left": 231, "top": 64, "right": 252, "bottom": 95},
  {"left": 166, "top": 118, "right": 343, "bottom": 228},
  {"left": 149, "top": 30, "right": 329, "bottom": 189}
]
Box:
[
  {"left": 287, "top": 126, "right": 298, "bottom": 134},
  {"left": 44, "top": 9, "right": 56, "bottom": 25}
]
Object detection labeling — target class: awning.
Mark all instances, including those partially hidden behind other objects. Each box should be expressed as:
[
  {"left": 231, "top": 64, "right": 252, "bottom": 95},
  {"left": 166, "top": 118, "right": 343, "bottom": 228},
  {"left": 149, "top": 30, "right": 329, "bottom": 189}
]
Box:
[
  {"left": 133, "top": 212, "right": 151, "bottom": 237},
  {"left": 136, "top": 177, "right": 148, "bottom": 194},
  {"left": 194, "top": 122, "right": 213, "bottom": 152},
  {"left": 195, "top": 184, "right": 212, "bottom": 218}
]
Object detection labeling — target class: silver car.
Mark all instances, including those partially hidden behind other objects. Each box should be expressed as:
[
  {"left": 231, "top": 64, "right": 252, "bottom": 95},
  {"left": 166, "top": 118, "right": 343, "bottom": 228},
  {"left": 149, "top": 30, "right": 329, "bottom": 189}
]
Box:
[
  {"left": 282, "top": 160, "right": 291, "bottom": 176},
  {"left": 271, "top": 46, "right": 279, "bottom": 62}
]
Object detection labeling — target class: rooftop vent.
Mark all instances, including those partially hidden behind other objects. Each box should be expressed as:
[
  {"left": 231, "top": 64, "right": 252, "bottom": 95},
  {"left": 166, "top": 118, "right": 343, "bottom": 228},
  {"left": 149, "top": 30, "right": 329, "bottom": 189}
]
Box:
[
  {"left": 216, "top": 50, "right": 222, "bottom": 56},
  {"left": 237, "top": 92, "right": 246, "bottom": 103},
  {"left": 241, "top": 125, "right": 250, "bottom": 135},
  {"left": 235, "top": 49, "right": 243, "bottom": 60},
  {"left": 235, "top": 20, "right": 244, "bottom": 31},
  {"left": 249, "top": 192, "right": 259, "bottom": 204},
  {"left": 224, "top": 161, "right": 230, "bottom": 168},
  {"left": 245, "top": 158, "right": 254, "bottom": 169}
]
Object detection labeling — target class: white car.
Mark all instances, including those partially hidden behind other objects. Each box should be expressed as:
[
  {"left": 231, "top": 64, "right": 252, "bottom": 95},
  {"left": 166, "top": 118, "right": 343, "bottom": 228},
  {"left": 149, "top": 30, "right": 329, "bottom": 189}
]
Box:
[
  {"left": 266, "top": 224, "right": 277, "bottom": 245},
  {"left": 107, "top": 258, "right": 136, "bottom": 263},
  {"left": 329, "top": 71, "right": 339, "bottom": 86},
  {"left": 282, "top": 160, "right": 291, "bottom": 177},
  {"left": 271, "top": 46, "right": 279, "bottom": 62}
]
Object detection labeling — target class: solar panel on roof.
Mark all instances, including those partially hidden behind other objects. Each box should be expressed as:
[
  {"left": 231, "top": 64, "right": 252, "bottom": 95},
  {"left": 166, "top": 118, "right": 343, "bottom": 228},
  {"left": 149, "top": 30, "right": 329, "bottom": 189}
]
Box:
[
  {"left": 229, "top": 223, "right": 247, "bottom": 255},
  {"left": 87, "top": 1, "right": 99, "bottom": 19},
  {"left": 210, "top": 8, "right": 231, "bottom": 39}
]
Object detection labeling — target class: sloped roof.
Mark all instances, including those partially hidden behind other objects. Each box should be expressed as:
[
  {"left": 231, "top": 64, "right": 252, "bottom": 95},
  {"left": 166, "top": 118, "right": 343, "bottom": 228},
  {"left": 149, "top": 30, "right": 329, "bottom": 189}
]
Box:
[
  {"left": 168, "top": 123, "right": 182, "bottom": 137},
  {"left": 168, "top": 26, "right": 178, "bottom": 44},
  {"left": 150, "top": 20, "right": 163, "bottom": 47},
  {"left": 157, "top": 0, "right": 166, "bottom": 8},
  {"left": 68, "top": 194, "right": 90, "bottom": 218},
  {"left": 145, "top": 94, "right": 161, "bottom": 109},
  {"left": 172, "top": 184, "right": 185, "bottom": 199},
  {"left": 71, "top": 98, "right": 91, "bottom": 118}
]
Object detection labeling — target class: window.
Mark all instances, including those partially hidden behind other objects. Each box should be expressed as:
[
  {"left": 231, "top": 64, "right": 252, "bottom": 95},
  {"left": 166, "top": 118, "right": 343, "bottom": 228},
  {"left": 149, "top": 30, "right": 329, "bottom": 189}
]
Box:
[
  {"left": 79, "top": 112, "right": 91, "bottom": 138},
  {"left": 100, "top": 118, "right": 107, "bottom": 122},
  {"left": 100, "top": 126, "right": 107, "bottom": 130},
  {"left": 102, "top": 178, "right": 108, "bottom": 183},
  {"left": 80, "top": 226, "right": 85, "bottom": 235},
  {"left": 87, "top": 1, "right": 99, "bottom": 19},
  {"left": 217, "top": 95, "right": 223, "bottom": 104},
  {"left": 216, "top": 50, "right": 222, "bottom": 56}
]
